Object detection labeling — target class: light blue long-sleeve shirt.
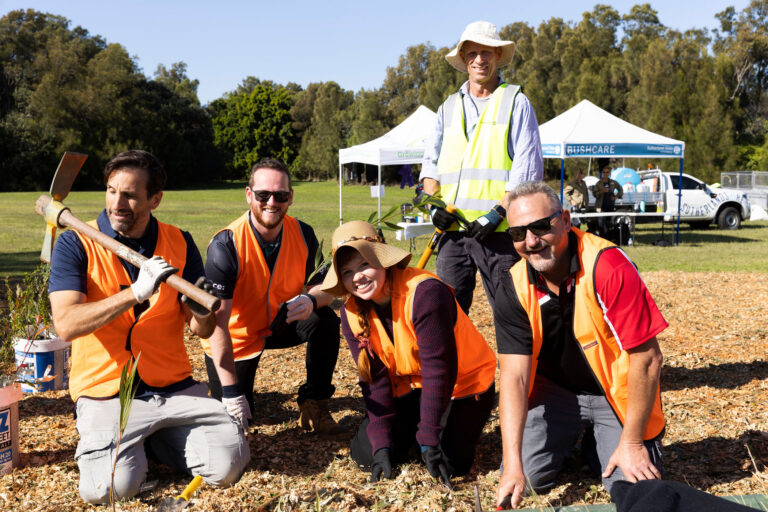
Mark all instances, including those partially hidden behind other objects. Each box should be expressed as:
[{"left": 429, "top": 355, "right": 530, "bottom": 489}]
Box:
[{"left": 419, "top": 80, "right": 544, "bottom": 192}]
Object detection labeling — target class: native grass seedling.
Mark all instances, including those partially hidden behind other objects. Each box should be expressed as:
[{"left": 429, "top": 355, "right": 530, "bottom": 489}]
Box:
[{"left": 110, "top": 352, "right": 141, "bottom": 511}]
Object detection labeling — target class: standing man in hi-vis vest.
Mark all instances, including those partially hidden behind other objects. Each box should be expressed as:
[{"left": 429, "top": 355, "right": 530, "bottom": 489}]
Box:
[
  {"left": 493, "top": 182, "right": 666, "bottom": 509},
  {"left": 49, "top": 150, "right": 249, "bottom": 504},
  {"left": 202, "top": 157, "right": 345, "bottom": 436},
  {"left": 419, "top": 21, "right": 543, "bottom": 314}
]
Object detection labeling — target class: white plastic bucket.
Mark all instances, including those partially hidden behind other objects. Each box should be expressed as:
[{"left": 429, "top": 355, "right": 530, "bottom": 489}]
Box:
[
  {"left": 0, "top": 383, "right": 21, "bottom": 475},
  {"left": 14, "top": 338, "right": 71, "bottom": 393}
]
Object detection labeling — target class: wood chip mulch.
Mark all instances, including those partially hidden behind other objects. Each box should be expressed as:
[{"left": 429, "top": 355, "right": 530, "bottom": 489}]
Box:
[{"left": 2, "top": 271, "right": 767, "bottom": 511}]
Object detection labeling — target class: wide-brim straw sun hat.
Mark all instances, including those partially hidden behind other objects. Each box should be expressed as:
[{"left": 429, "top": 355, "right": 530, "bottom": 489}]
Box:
[
  {"left": 445, "top": 21, "right": 516, "bottom": 73},
  {"left": 320, "top": 220, "right": 412, "bottom": 297}
]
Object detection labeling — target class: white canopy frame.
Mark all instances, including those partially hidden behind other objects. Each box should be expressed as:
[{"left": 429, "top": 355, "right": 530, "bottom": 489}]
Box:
[
  {"left": 538, "top": 100, "right": 686, "bottom": 243},
  {"left": 338, "top": 106, "right": 436, "bottom": 224}
]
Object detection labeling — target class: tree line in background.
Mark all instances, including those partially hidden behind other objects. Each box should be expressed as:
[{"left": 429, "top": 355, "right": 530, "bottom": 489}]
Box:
[{"left": 1, "top": 3, "right": 767, "bottom": 191}]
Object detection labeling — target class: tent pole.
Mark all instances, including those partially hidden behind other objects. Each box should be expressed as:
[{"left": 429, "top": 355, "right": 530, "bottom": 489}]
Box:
[
  {"left": 675, "top": 158, "right": 683, "bottom": 245},
  {"left": 560, "top": 159, "right": 565, "bottom": 203},
  {"left": 377, "top": 165, "right": 382, "bottom": 223},
  {"left": 339, "top": 163, "right": 343, "bottom": 226}
]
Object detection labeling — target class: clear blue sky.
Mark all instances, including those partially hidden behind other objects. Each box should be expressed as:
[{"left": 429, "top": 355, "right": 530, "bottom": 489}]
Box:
[{"left": 1, "top": 0, "right": 750, "bottom": 104}]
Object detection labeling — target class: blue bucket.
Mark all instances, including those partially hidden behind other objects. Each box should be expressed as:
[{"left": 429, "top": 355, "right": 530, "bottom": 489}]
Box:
[{"left": 14, "top": 338, "right": 70, "bottom": 393}]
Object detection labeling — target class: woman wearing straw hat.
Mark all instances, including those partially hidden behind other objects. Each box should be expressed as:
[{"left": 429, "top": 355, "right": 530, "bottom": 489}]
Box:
[{"left": 321, "top": 220, "right": 496, "bottom": 487}]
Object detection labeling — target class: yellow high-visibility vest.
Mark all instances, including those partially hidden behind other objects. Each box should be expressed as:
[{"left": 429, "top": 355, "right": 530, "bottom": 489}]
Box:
[{"left": 436, "top": 83, "right": 520, "bottom": 229}]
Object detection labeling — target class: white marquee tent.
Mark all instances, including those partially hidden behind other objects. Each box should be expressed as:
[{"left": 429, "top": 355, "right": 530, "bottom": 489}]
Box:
[
  {"left": 538, "top": 99, "right": 686, "bottom": 242},
  {"left": 338, "top": 105, "right": 436, "bottom": 223}
]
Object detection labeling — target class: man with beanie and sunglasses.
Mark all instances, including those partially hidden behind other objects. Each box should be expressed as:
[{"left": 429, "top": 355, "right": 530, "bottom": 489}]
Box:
[
  {"left": 493, "top": 182, "right": 666, "bottom": 509},
  {"left": 418, "top": 21, "right": 543, "bottom": 315},
  {"left": 202, "top": 157, "right": 345, "bottom": 436}
]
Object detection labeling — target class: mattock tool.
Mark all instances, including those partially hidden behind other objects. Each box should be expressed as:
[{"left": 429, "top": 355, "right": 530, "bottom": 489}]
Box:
[
  {"left": 35, "top": 152, "right": 221, "bottom": 313},
  {"left": 415, "top": 204, "right": 458, "bottom": 269},
  {"left": 40, "top": 152, "right": 88, "bottom": 263},
  {"left": 157, "top": 475, "right": 203, "bottom": 511}
]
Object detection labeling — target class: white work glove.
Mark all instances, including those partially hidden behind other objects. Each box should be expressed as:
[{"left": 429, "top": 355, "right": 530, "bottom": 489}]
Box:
[
  {"left": 222, "top": 394, "right": 252, "bottom": 432},
  {"left": 285, "top": 293, "right": 316, "bottom": 324},
  {"left": 131, "top": 256, "right": 178, "bottom": 303}
]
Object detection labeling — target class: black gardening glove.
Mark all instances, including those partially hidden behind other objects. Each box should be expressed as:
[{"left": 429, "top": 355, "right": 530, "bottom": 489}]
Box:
[
  {"left": 370, "top": 448, "right": 392, "bottom": 483},
  {"left": 466, "top": 205, "right": 505, "bottom": 242},
  {"left": 421, "top": 446, "right": 452, "bottom": 489},
  {"left": 180, "top": 276, "right": 215, "bottom": 316},
  {"left": 431, "top": 207, "right": 460, "bottom": 231},
  {"left": 269, "top": 301, "right": 290, "bottom": 335}
]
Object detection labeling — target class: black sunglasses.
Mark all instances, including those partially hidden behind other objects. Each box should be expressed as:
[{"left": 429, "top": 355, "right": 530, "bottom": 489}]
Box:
[
  {"left": 250, "top": 189, "right": 291, "bottom": 203},
  {"left": 506, "top": 210, "right": 562, "bottom": 242}
]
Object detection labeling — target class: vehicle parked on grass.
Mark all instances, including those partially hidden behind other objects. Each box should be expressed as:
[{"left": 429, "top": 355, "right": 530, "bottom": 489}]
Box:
[{"left": 583, "top": 168, "right": 751, "bottom": 230}]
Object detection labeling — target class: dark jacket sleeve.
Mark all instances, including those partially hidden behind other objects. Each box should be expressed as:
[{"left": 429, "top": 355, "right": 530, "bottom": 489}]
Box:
[{"left": 411, "top": 279, "right": 458, "bottom": 448}]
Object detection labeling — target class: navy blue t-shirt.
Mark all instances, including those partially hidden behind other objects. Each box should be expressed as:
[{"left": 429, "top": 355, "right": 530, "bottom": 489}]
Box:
[{"left": 49, "top": 210, "right": 205, "bottom": 294}]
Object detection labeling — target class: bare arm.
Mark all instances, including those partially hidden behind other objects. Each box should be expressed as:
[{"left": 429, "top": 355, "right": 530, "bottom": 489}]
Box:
[
  {"left": 206, "top": 298, "right": 238, "bottom": 387},
  {"left": 184, "top": 303, "right": 215, "bottom": 339},
  {"left": 307, "top": 285, "right": 334, "bottom": 309},
  {"left": 497, "top": 353, "right": 532, "bottom": 509},
  {"left": 603, "top": 336, "right": 663, "bottom": 481},
  {"left": 422, "top": 177, "right": 440, "bottom": 196},
  {"left": 50, "top": 288, "right": 138, "bottom": 341}
]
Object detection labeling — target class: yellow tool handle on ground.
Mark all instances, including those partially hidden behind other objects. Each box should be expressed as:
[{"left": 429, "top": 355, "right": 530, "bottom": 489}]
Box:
[
  {"left": 178, "top": 475, "right": 203, "bottom": 501},
  {"left": 415, "top": 204, "right": 457, "bottom": 269}
]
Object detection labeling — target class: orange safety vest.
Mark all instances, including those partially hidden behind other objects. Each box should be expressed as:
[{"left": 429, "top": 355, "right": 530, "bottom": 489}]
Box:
[
  {"left": 510, "top": 228, "right": 665, "bottom": 439},
  {"left": 345, "top": 267, "right": 496, "bottom": 399},
  {"left": 201, "top": 213, "right": 308, "bottom": 360},
  {"left": 69, "top": 220, "right": 192, "bottom": 401}
]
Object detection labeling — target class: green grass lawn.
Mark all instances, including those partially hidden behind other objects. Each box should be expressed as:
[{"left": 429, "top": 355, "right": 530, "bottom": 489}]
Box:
[{"left": 2, "top": 182, "right": 767, "bottom": 277}]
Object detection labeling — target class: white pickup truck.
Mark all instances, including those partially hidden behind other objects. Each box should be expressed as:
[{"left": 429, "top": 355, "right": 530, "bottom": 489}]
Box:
[{"left": 588, "top": 169, "right": 751, "bottom": 230}]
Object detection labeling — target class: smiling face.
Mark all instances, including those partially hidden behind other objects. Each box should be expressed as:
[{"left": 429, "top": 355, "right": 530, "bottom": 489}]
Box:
[
  {"left": 246, "top": 167, "right": 293, "bottom": 234},
  {"left": 506, "top": 192, "right": 570, "bottom": 274},
  {"left": 105, "top": 168, "right": 162, "bottom": 238},
  {"left": 339, "top": 250, "right": 389, "bottom": 305},
  {"left": 461, "top": 41, "right": 502, "bottom": 87}
]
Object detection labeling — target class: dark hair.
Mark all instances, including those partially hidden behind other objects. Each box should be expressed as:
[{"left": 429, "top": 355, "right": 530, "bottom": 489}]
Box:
[
  {"left": 103, "top": 150, "right": 167, "bottom": 197},
  {"left": 249, "top": 157, "right": 292, "bottom": 189}
]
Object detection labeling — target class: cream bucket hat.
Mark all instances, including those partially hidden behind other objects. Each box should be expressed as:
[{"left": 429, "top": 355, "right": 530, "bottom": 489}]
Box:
[
  {"left": 320, "top": 221, "right": 412, "bottom": 297},
  {"left": 445, "top": 21, "right": 516, "bottom": 72}
]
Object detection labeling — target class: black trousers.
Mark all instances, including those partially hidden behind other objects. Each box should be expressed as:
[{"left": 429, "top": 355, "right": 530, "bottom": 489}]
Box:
[
  {"left": 435, "top": 231, "right": 520, "bottom": 314},
  {"left": 349, "top": 384, "right": 495, "bottom": 476},
  {"left": 205, "top": 306, "right": 340, "bottom": 413}
]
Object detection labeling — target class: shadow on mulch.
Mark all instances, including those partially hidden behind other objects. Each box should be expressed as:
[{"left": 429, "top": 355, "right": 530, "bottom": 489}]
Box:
[
  {"left": 22, "top": 447, "right": 76, "bottom": 467},
  {"left": 19, "top": 393, "right": 73, "bottom": 418},
  {"left": 663, "top": 360, "right": 768, "bottom": 391},
  {"left": 665, "top": 430, "right": 768, "bottom": 486}
]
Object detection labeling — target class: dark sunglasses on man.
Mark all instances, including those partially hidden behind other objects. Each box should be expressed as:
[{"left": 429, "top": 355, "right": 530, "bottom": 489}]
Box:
[
  {"left": 506, "top": 210, "right": 562, "bottom": 242},
  {"left": 249, "top": 188, "right": 291, "bottom": 203}
]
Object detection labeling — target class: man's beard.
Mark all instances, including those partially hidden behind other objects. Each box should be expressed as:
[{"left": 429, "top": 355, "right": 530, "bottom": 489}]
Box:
[
  {"left": 108, "top": 209, "right": 135, "bottom": 235},
  {"left": 253, "top": 206, "right": 286, "bottom": 229},
  {"left": 524, "top": 244, "right": 557, "bottom": 273}
]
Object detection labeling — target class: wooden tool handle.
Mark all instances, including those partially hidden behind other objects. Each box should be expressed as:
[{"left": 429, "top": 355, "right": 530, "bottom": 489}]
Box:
[
  {"left": 36, "top": 195, "right": 220, "bottom": 312},
  {"left": 415, "top": 204, "right": 457, "bottom": 269}
]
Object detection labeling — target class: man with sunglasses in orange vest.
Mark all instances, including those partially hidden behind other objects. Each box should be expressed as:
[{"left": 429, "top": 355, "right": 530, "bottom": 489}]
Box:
[
  {"left": 493, "top": 182, "right": 666, "bottom": 509},
  {"left": 419, "top": 21, "right": 543, "bottom": 314},
  {"left": 202, "top": 157, "right": 344, "bottom": 435},
  {"left": 49, "top": 150, "right": 249, "bottom": 504}
]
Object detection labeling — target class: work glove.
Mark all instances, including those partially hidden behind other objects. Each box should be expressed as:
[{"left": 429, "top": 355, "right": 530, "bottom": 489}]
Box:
[
  {"left": 181, "top": 276, "right": 215, "bottom": 316},
  {"left": 466, "top": 206, "right": 505, "bottom": 242},
  {"left": 421, "top": 446, "right": 452, "bottom": 489},
  {"left": 131, "top": 256, "right": 178, "bottom": 303},
  {"left": 222, "top": 394, "right": 252, "bottom": 431},
  {"left": 370, "top": 448, "right": 393, "bottom": 483},
  {"left": 431, "top": 207, "right": 461, "bottom": 231}
]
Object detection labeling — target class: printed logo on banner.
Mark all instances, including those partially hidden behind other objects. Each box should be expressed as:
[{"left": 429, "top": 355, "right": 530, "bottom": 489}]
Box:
[{"left": 0, "top": 408, "right": 11, "bottom": 464}]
